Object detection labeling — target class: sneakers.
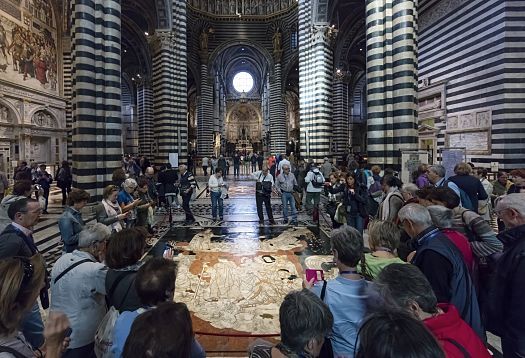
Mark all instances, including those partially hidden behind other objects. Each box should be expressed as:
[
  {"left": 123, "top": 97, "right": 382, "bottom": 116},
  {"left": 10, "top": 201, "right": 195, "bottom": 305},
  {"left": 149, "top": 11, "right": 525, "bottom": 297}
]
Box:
[
  {"left": 258, "top": 220, "right": 264, "bottom": 225},
  {"left": 283, "top": 219, "right": 289, "bottom": 225}
]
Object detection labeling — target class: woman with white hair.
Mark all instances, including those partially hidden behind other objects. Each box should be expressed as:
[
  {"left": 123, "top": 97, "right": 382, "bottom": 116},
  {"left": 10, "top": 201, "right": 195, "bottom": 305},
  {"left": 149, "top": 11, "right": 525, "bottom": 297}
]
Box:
[{"left": 117, "top": 178, "right": 142, "bottom": 228}]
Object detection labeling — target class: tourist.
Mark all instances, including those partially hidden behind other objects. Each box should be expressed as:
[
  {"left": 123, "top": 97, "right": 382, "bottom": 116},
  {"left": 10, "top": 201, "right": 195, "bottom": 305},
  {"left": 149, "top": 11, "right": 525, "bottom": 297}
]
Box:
[
  {"left": 507, "top": 169, "right": 525, "bottom": 194},
  {"left": 486, "top": 193, "right": 525, "bottom": 357},
  {"left": 475, "top": 168, "right": 493, "bottom": 221},
  {"left": 218, "top": 155, "right": 227, "bottom": 178},
  {"left": 201, "top": 155, "right": 209, "bottom": 176},
  {"left": 51, "top": 223, "right": 110, "bottom": 358},
  {"left": 249, "top": 289, "right": 333, "bottom": 358},
  {"left": 448, "top": 162, "right": 488, "bottom": 213},
  {"left": 355, "top": 310, "right": 445, "bottom": 358},
  {"left": 398, "top": 204, "right": 483, "bottom": 339},
  {"left": 0, "top": 255, "right": 71, "bottom": 358},
  {"left": 105, "top": 228, "right": 146, "bottom": 313},
  {"left": 375, "top": 264, "right": 490, "bottom": 357},
  {"left": 400, "top": 183, "right": 420, "bottom": 205},
  {"left": 251, "top": 152, "right": 257, "bottom": 172},
  {"left": 325, "top": 172, "right": 344, "bottom": 228},
  {"left": 304, "top": 163, "right": 325, "bottom": 222},
  {"left": 95, "top": 185, "right": 127, "bottom": 233},
  {"left": 329, "top": 173, "right": 367, "bottom": 234},
  {"left": 56, "top": 161, "right": 73, "bottom": 206},
  {"left": 179, "top": 164, "right": 197, "bottom": 224},
  {"left": 257, "top": 152, "right": 264, "bottom": 170},
  {"left": 427, "top": 164, "right": 461, "bottom": 199},
  {"left": 491, "top": 171, "right": 512, "bottom": 200},
  {"left": 278, "top": 154, "right": 291, "bottom": 174},
  {"left": 0, "top": 198, "right": 45, "bottom": 349},
  {"left": 275, "top": 164, "right": 298, "bottom": 225},
  {"left": 208, "top": 168, "right": 225, "bottom": 221},
  {"left": 117, "top": 178, "right": 141, "bottom": 228},
  {"left": 135, "top": 178, "right": 154, "bottom": 231},
  {"left": 320, "top": 157, "right": 335, "bottom": 182},
  {"left": 378, "top": 175, "right": 404, "bottom": 222},
  {"left": 252, "top": 166, "right": 275, "bottom": 225},
  {"left": 35, "top": 164, "right": 52, "bottom": 214},
  {"left": 425, "top": 187, "right": 503, "bottom": 261},
  {"left": 360, "top": 220, "right": 405, "bottom": 279},
  {"left": 307, "top": 226, "right": 370, "bottom": 357},
  {"left": 158, "top": 163, "right": 180, "bottom": 209},
  {"left": 144, "top": 167, "right": 158, "bottom": 206},
  {"left": 210, "top": 155, "right": 218, "bottom": 174},
  {"left": 14, "top": 161, "right": 32, "bottom": 182},
  {"left": 112, "top": 258, "right": 205, "bottom": 358},
  {"left": 427, "top": 205, "right": 474, "bottom": 272},
  {"left": 415, "top": 164, "right": 430, "bottom": 188},
  {"left": 368, "top": 165, "right": 383, "bottom": 204},
  {"left": 233, "top": 152, "right": 241, "bottom": 177},
  {"left": 0, "top": 180, "right": 33, "bottom": 234},
  {"left": 58, "top": 189, "right": 90, "bottom": 253},
  {"left": 122, "top": 302, "right": 198, "bottom": 358}
]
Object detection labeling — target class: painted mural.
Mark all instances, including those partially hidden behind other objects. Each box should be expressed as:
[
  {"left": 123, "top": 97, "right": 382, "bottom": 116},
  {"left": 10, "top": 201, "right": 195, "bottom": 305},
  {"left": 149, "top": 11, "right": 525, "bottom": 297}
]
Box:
[{"left": 0, "top": 0, "right": 58, "bottom": 94}]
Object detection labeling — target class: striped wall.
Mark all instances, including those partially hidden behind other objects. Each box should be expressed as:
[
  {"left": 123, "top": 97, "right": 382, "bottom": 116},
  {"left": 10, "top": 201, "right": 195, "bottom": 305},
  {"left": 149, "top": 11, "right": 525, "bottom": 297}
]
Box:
[
  {"left": 419, "top": 0, "right": 525, "bottom": 168},
  {"left": 366, "top": 0, "right": 418, "bottom": 168},
  {"left": 70, "top": 0, "right": 122, "bottom": 200},
  {"left": 333, "top": 78, "right": 349, "bottom": 157},
  {"left": 269, "top": 63, "right": 287, "bottom": 155},
  {"left": 197, "top": 63, "right": 214, "bottom": 156},
  {"left": 137, "top": 79, "right": 154, "bottom": 160},
  {"left": 62, "top": 45, "right": 73, "bottom": 162},
  {"left": 298, "top": 0, "right": 334, "bottom": 162}
]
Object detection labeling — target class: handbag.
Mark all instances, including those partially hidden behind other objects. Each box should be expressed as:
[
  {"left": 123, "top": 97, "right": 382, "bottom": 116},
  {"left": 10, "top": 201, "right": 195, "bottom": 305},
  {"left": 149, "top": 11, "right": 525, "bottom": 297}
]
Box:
[
  {"left": 94, "top": 306, "right": 119, "bottom": 358},
  {"left": 325, "top": 202, "right": 338, "bottom": 218}
]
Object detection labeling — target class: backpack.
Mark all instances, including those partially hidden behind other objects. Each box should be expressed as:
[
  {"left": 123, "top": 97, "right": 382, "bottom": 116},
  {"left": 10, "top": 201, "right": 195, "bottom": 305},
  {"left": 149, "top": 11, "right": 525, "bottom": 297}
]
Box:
[
  {"left": 311, "top": 171, "right": 324, "bottom": 188},
  {"left": 369, "top": 177, "right": 382, "bottom": 195},
  {"left": 443, "top": 180, "right": 475, "bottom": 211}
]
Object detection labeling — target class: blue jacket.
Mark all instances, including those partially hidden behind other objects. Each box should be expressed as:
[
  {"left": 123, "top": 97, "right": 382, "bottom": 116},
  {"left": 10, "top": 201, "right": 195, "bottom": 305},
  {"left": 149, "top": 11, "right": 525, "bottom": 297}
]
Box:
[{"left": 58, "top": 207, "right": 85, "bottom": 253}]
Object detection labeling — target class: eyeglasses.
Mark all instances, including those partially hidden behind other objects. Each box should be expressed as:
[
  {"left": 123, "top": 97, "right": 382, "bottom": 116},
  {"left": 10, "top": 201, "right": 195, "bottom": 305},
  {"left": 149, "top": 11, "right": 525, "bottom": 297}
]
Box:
[{"left": 494, "top": 208, "right": 509, "bottom": 217}]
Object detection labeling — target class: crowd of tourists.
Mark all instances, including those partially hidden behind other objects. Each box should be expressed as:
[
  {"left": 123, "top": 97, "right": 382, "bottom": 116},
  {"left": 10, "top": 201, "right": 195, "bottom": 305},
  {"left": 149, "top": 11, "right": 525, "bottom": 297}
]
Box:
[{"left": 0, "top": 153, "right": 524, "bottom": 357}]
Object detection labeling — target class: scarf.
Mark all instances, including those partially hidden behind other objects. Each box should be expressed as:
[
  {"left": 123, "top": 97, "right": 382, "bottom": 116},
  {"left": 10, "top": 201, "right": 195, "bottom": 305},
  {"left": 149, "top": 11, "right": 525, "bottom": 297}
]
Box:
[
  {"left": 102, "top": 199, "right": 123, "bottom": 232},
  {"left": 380, "top": 187, "right": 401, "bottom": 221}
]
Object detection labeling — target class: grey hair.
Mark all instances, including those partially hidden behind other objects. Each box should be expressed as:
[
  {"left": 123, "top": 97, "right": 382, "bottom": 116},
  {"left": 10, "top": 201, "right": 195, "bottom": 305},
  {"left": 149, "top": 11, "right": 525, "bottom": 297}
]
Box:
[
  {"left": 398, "top": 204, "right": 433, "bottom": 227},
  {"left": 427, "top": 205, "right": 453, "bottom": 228},
  {"left": 78, "top": 223, "right": 112, "bottom": 248},
  {"left": 279, "top": 289, "right": 333, "bottom": 353},
  {"left": 179, "top": 164, "right": 187, "bottom": 171},
  {"left": 428, "top": 164, "right": 446, "bottom": 178},
  {"left": 496, "top": 193, "right": 525, "bottom": 215},
  {"left": 122, "top": 178, "right": 137, "bottom": 191},
  {"left": 401, "top": 183, "right": 419, "bottom": 197}
]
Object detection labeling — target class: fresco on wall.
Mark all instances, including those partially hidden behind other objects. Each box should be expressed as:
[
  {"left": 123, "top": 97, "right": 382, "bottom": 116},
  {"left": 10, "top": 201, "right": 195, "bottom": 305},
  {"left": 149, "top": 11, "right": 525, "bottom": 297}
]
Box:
[{"left": 0, "top": 0, "right": 58, "bottom": 94}]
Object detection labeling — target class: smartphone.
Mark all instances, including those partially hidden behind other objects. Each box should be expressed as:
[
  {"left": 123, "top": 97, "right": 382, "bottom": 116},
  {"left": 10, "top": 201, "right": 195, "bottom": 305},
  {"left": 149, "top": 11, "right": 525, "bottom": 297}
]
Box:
[
  {"left": 64, "top": 327, "right": 73, "bottom": 338},
  {"left": 305, "top": 269, "right": 324, "bottom": 283}
]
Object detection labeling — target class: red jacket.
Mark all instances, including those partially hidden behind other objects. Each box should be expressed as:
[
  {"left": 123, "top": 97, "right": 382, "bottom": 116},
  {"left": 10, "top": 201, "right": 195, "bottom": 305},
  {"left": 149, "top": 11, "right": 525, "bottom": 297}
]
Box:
[
  {"left": 442, "top": 229, "right": 474, "bottom": 273},
  {"left": 424, "top": 304, "right": 490, "bottom": 358}
]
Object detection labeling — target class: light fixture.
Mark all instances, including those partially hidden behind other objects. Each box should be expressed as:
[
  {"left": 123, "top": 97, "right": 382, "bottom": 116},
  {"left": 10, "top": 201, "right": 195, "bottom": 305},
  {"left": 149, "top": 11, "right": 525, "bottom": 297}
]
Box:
[{"left": 144, "top": 31, "right": 149, "bottom": 36}]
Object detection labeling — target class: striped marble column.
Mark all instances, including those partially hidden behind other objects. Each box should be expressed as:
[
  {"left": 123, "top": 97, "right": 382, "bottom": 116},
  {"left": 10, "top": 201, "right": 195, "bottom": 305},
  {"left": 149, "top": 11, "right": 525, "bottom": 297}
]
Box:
[
  {"left": 269, "top": 63, "right": 287, "bottom": 156},
  {"left": 332, "top": 76, "right": 349, "bottom": 158},
  {"left": 197, "top": 62, "right": 214, "bottom": 157},
  {"left": 71, "top": 0, "right": 122, "bottom": 200},
  {"left": 298, "top": 0, "right": 335, "bottom": 162},
  {"left": 151, "top": 27, "right": 188, "bottom": 165},
  {"left": 137, "top": 78, "right": 154, "bottom": 160},
  {"left": 366, "top": 0, "right": 418, "bottom": 167},
  {"left": 62, "top": 44, "right": 73, "bottom": 161}
]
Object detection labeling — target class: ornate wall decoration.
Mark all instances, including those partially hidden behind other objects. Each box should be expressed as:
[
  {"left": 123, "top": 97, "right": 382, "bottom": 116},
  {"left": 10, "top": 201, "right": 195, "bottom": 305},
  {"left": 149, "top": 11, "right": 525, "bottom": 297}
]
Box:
[
  {"left": 31, "top": 109, "right": 56, "bottom": 127},
  {"left": 445, "top": 108, "right": 492, "bottom": 155},
  {"left": 419, "top": 0, "right": 470, "bottom": 32},
  {"left": 0, "top": 0, "right": 58, "bottom": 94},
  {"left": 226, "top": 103, "right": 262, "bottom": 142},
  {"left": 187, "top": 0, "right": 296, "bottom": 17}
]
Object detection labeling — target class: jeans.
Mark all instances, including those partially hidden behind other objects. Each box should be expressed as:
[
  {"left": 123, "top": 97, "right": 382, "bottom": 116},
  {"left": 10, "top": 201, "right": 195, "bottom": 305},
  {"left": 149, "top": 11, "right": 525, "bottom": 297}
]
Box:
[
  {"left": 166, "top": 193, "right": 180, "bottom": 207},
  {"left": 42, "top": 187, "right": 49, "bottom": 211},
  {"left": 21, "top": 302, "right": 45, "bottom": 349},
  {"left": 281, "top": 192, "right": 297, "bottom": 222},
  {"left": 256, "top": 194, "right": 274, "bottom": 222},
  {"left": 61, "top": 185, "right": 71, "bottom": 205},
  {"left": 234, "top": 165, "right": 240, "bottom": 176},
  {"left": 210, "top": 191, "right": 223, "bottom": 219},
  {"left": 181, "top": 190, "right": 195, "bottom": 221},
  {"left": 347, "top": 214, "right": 364, "bottom": 235},
  {"left": 203, "top": 166, "right": 208, "bottom": 176},
  {"left": 305, "top": 192, "right": 321, "bottom": 214}
]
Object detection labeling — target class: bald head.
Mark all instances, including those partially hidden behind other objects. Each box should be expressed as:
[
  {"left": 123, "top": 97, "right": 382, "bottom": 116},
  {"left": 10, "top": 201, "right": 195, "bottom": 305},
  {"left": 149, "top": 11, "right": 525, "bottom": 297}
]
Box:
[{"left": 145, "top": 167, "right": 154, "bottom": 177}]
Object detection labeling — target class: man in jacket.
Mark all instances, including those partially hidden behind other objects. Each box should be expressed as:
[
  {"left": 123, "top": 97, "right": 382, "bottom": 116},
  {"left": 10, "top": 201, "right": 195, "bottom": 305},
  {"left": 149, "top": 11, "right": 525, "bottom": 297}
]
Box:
[
  {"left": 304, "top": 164, "right": 325, "bottom": 222},
  {"left": 488, "top": 194, "right": 525, "bottom": 357},
  {"left": 179, "top": 164, "right": 197, "bottom": 224},
  {"left": 253, "top": 166, "right": 275, "bottom": 225},
  {"left": 0, "top": 198, "right": 45, "bottom": 349},
  {"left": 276, "top": 164, "right": 298, "bottom": 225},
  {"left": 398, "top": 204, "right": 483, "bottom": 340}
]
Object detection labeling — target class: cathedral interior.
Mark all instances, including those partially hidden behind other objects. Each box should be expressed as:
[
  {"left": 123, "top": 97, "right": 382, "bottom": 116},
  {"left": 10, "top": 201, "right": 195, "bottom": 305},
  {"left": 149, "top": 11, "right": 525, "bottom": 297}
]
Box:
[{"left": 0, "top": 0, "right": 523, "bottom": 199}]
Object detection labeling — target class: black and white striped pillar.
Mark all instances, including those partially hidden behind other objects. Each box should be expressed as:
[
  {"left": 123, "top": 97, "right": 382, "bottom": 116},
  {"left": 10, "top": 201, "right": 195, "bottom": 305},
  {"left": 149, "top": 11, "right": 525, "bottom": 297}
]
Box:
[
  {"left": 332, "top": 76, "right": 349, "bottom": 158},
  {"left": 298, "top": 0, "right": 335, "bottom": 162},
  {"left": 197, "top": 62, "right": 214, "bottom": 157},
  {"left": 151, "top": 27, "right": 188, "bottom": 165},
  {"left": 137, "top": 78, "right": 154, "bottom": 160},
  {"left": 71, "top": 0, "right": 122, "bottom": 200},
  {"left": 269, "top": 63, "right": 287, "bottom": 156},
  {"left": 366, "top": 0, "right": 418, "bottom": 167}
]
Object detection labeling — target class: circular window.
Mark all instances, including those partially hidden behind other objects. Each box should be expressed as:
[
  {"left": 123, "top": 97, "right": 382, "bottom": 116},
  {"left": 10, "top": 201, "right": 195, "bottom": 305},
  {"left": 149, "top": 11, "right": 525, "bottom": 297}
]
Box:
[{"left": 232, "top": 71, "right": 254, "bottom": 93}]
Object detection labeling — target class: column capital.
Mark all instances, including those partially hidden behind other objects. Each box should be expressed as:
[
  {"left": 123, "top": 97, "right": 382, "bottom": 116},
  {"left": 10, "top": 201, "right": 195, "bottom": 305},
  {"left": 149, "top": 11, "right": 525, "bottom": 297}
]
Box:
[
  {"left": 312, "top": 24, "right": 338, "bottom": 47},
  {"left": 149, "top": 30, "right": 175, "bottom": 53}
]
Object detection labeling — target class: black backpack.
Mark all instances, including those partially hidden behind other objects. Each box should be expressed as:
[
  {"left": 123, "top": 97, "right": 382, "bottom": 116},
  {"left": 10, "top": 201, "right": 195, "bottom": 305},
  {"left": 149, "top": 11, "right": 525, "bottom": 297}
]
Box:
[{"left": 311, "top": 171, "right": 324, "bottom": 188}]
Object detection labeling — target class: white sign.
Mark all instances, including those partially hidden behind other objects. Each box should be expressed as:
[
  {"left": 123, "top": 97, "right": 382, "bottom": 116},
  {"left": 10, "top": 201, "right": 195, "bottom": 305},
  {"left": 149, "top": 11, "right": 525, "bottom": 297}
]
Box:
[{"left": 169, "top": 153, "right": 179, "bottom": 168}]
